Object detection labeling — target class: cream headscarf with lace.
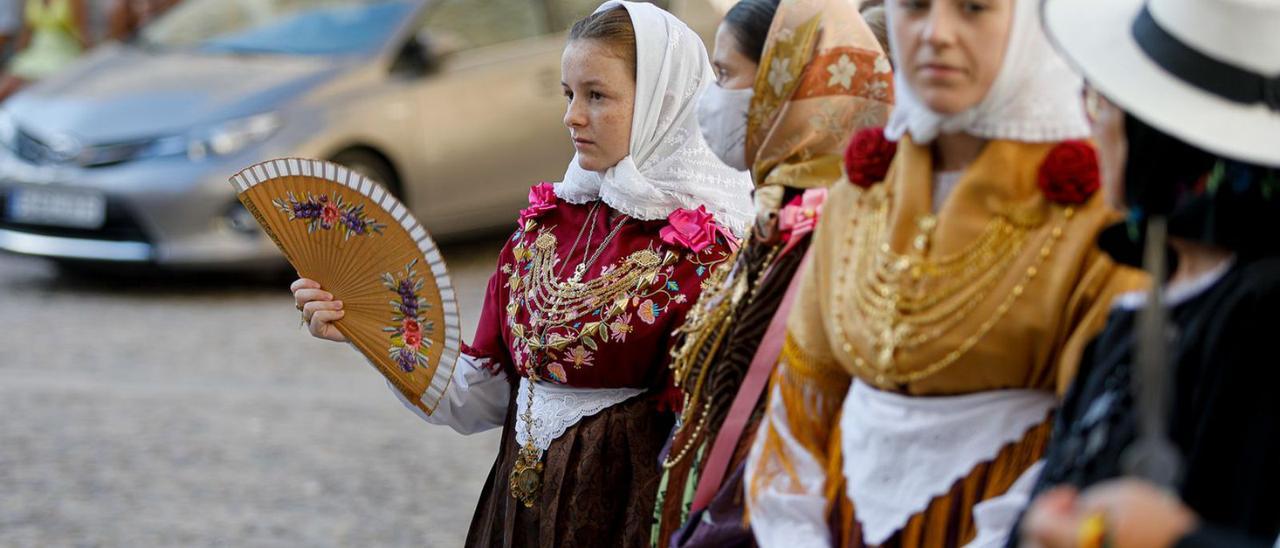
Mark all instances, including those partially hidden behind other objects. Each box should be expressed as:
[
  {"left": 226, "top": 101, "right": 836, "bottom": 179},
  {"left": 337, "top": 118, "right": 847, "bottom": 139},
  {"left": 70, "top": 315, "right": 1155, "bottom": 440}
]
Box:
[
  {"left": 883, "top": 0, "right": 1090, "bottom": 144},
  {"left": 554, "top": 1, "right": 756, "bottom": 237}
]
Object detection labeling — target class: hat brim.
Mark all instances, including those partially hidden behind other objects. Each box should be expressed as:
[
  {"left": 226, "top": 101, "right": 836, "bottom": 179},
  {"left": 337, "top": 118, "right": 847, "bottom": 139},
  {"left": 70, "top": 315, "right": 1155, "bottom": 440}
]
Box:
[{"left": 1043, "top": 0, "right": 1280, "bottom": 167}]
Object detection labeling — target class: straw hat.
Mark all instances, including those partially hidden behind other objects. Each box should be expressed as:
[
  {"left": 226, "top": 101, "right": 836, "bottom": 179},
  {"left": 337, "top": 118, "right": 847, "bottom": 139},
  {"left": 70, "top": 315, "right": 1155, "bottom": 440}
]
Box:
[{"left": 1042, "top": 0, "right": 1280, "bottom": 166}]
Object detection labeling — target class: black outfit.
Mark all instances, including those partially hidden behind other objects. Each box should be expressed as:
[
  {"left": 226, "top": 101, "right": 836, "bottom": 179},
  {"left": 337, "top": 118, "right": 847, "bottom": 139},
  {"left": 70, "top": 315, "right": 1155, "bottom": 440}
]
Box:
[
  {"left": 1175, "top": 525, "right": 1276, "bottom": 548},
  {"left": 1012, "top": 258, "right": 1280, "bottom": 545}
]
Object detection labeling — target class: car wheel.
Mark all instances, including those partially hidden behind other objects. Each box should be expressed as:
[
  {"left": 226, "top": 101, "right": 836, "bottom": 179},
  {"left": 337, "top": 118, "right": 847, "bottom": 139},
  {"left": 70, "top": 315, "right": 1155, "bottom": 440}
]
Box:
[{"left": 330, "top": 149, "right": 402, "bottom": 199}]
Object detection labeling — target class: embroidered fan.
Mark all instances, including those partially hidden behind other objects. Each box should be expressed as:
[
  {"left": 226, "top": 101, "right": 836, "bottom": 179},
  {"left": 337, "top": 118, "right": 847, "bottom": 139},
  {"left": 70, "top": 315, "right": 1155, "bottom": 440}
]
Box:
[{"left": 230, "top": 158, "right": 460, "bottom": 414}]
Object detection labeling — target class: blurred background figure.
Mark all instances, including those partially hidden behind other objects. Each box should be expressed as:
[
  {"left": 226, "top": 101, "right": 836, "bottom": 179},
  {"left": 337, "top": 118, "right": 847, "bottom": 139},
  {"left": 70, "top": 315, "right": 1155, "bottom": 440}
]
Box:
[
  {"left": 1011, "top": 0, "right": 1280, "bottom": 545},
  {"left": 0, "top": 0, "right": 24, "bottom": 66},
  {"left": 107, "top": 0, "right": 179, "bottom": 41},
  {"left": 0, "top": 0, "right": 90, "bottom": 101}
]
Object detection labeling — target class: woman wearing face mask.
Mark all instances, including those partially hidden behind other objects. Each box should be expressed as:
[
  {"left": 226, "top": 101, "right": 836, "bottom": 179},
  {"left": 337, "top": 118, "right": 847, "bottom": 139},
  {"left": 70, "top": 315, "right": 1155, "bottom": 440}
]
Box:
[
  {"left": 654, "top": 1, "right": 893, "bottom": 546},
  {"left": 291, "top": 2, "right": 753, "bottom": 546},
  {"left": 744, "top": 0, "right": 1146, "bottom": 546},
  {"left": 1011, "top": 0, "right": 1280, "bottom": 545}
]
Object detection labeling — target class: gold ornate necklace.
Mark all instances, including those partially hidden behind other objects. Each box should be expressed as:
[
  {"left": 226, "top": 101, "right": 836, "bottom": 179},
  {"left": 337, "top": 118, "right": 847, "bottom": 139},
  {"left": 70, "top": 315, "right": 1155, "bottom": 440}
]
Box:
[
  {"left": 662, "top": 241, "right": 779, "bottom": 469},
  {"left": 833, "top": 184, "right": 1075, "bottom": 386},
  {"left": 507, "top": 204, "right": 672, "bottom": 508}
]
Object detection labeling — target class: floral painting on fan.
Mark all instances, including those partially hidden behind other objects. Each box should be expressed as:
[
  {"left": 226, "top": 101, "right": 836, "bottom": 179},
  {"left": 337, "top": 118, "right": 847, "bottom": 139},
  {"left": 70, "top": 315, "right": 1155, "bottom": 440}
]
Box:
[
  {"left": 272, "top": 190, "right": 386, "bottom": 240},
  {"left": 382, "top": 258, "right": 434, "bottom": 373}
]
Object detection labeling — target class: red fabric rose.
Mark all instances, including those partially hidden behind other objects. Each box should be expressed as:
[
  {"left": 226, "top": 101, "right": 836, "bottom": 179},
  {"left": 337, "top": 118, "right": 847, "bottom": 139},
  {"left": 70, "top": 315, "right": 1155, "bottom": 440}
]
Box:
[
  {"left": 518, "top": 182, "right": 558, "bottom": 226},
  {"left": 402, "top": 318, "right": 422, "bottom": 348},
  {"left": 1038, "top": 141, "right": 1100, "bottom": 205},
  {"left": 845, "top": 127, "right": 897, "bottom": 188},
  {"left": 661, "top": 205, "right": 718, "bottom": 253}
]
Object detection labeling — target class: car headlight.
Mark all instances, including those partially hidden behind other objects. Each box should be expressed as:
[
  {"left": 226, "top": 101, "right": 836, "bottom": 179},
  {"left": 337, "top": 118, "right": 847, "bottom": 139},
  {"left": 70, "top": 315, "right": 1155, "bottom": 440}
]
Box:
[{"left": 188, "top": 112, "right": 282, "bottom": 160}]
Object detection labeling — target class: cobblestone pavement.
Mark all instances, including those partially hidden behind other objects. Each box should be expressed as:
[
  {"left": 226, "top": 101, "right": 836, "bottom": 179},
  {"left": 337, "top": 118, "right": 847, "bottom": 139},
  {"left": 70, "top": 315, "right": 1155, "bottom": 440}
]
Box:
[{"left": 0, "top": 238, "right": 507, "bottom": 547}]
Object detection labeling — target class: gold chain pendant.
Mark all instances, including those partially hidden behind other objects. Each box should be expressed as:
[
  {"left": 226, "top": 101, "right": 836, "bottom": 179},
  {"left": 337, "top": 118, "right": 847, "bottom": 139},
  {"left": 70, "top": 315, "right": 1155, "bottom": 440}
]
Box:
[
  {"left": 509, "top": 442, "right": 544, "bottom": 508},
  {"left": 833, "top": 184, "right": 1075, "bottom": 385},
  {"left": 509, "top": 378, "right": 543, "bottom": 508}
]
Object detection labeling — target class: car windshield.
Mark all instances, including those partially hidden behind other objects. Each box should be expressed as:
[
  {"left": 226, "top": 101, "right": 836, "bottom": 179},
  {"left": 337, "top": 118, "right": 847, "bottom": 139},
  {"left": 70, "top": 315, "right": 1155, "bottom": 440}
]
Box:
[{"left": 139, "top": 0, "right": 417, "bottom": 56}]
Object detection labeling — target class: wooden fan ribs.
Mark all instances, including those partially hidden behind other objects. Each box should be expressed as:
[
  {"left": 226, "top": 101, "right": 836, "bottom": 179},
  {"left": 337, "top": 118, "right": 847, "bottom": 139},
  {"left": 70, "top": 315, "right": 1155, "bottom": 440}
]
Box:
[{"left": 229, "top": 158, "right": 461, "bottom": 415}]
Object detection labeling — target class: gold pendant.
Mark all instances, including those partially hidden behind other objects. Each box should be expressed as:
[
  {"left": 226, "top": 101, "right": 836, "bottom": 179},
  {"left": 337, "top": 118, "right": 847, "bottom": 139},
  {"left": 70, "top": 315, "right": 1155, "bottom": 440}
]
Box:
[
  {"left": 567, "top": 263, "right": 587, "bottom": 287},
  {"left": 876, "top": 308, "right": 910, "bottom": 369},
  {"left": 509, "top": 443, "right": 544, "bottom": 508}
]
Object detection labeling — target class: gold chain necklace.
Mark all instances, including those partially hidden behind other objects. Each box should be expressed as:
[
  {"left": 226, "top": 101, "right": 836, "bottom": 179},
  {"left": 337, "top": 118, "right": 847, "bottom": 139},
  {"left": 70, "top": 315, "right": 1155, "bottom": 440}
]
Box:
[
  {"left": 663, "top": 242, "right": 779, "bottom": 469},
  {"left": 557, "top": 201, "right": 602, "bottom": 280},
  {"left": 567, "top": 210, "right": 629, "bottom": 286},
  {"left": 507, "top": 209, "right": 655, "bottom": 508},
  {"left": 832, "top": 184, "right": 1074, "bottom": 386}
]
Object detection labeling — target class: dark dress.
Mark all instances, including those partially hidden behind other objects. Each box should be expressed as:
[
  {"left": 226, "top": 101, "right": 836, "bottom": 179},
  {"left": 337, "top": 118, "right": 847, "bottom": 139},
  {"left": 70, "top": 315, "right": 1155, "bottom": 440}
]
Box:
[
  {"left": 461, "top": 191, "right": 734, "bottom": 547},
  {"left": 1014, "top": 258, "right": 1280, "bottom": 545},
  {"left": 467, "top": 384, "right": 674, "bottom": 547},
  {"left": 657, "top": 232, "right": 810, "bottom": 548}
]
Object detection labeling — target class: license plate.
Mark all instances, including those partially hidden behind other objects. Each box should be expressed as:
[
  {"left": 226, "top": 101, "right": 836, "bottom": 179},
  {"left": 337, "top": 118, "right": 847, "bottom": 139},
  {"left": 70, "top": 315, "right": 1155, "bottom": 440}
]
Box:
[{"left": 6, "top": 187, "right": 106, "bottom": 229}]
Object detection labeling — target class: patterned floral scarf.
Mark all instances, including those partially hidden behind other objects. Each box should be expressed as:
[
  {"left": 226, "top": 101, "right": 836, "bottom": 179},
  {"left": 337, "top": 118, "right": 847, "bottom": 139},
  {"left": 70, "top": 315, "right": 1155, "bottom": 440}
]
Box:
[{"left": 746, "top": 0, "right": 895, "bottom": 190}]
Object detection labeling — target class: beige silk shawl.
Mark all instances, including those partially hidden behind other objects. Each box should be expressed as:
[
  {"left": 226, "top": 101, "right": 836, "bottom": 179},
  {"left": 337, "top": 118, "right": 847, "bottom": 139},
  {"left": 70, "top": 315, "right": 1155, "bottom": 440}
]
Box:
[{"left": 746, "top": 0, "right": 894, "bottom": 191}]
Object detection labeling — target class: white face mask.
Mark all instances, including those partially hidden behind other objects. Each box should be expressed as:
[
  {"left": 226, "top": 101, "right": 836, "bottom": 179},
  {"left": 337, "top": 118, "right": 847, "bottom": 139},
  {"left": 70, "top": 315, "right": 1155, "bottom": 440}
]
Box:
[{"left": 696, "top": 83, "right": 753, "bottom": 171}]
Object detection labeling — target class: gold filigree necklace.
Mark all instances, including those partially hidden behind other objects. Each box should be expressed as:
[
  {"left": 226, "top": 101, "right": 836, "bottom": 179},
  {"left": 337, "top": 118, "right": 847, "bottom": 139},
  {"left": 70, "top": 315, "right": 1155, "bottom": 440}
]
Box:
[
  {"left": 833, "top": 184, "right": 1073, "bottom": 386},
  {"left": 509, "top": 203, "right": 637, "bottom": 508},
  {"left": 662, "top": 241, "right": 779, "bottom": 469}
]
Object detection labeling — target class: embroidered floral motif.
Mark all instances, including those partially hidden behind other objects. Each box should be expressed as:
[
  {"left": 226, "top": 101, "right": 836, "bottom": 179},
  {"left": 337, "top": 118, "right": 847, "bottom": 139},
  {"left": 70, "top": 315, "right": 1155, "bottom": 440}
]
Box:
[
  {"left": 1038, "top": 141, "right": 1100, "bottom": 205},
  {"left": 546, "top": 363, "right": 568, "bottom": 384},
  {"left": 566, "top": 346, "right": 594, "bottom": 369},
  {"left": 381, "top": 258, "right": 434, "bottom": 373},
  {"left": 609, "top": 313, "right": 634, "bottom": 342},
  {"left": 502, "top": 216, "right": 730, "bottom": 383},
  {"left": 793, "top": 47, "right": 895, "bottom": 101},
  {"left": 861, "top": 79, "right": 891, "bottom": 102},
  {"left": 637, "top": 299, "right": 659, "bottom": 324},
  {"left": 273, "top": 191, "right": 385, "bottom": 239},
  {"left": 768, "top": 58, "right": 794, "bottom": 96},
  {"left": 826, "top": 54, "right": 858, "bottom": 89},
  {"left": 874, "top": 56, "right": 892, "bottom": 74}
]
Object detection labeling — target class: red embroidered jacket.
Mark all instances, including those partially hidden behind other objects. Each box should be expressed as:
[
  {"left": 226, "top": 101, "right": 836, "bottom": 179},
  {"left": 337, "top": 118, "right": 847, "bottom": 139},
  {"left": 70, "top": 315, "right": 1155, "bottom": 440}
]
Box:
[{"left": 467, "top": 188, "right": 734, "bottom": 392}]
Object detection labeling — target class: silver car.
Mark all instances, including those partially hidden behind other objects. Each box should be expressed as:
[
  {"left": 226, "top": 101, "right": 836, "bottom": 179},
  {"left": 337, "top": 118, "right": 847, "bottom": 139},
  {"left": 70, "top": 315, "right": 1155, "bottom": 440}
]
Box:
[{"left": 0, "top": 0, "right": 722, "bottom": 270}]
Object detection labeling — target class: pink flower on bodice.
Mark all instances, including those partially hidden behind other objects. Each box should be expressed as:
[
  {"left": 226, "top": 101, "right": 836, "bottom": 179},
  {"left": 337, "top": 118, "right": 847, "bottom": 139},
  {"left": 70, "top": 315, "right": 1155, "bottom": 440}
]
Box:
[
  {"left": 778, "top": 188, "right": 827, "bottom": 239},
  {"left": 661, "top": 205, "right": 718, "bottom": 253},
  {"left": 518, "top": 182, "right": 558, "bottom": 227}
]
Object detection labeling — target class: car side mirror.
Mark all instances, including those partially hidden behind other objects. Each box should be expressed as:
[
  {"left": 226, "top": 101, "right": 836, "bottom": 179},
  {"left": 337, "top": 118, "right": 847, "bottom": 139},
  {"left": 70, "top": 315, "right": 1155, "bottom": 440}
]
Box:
[
  {"left": 392, "top": 34, "right": 433, "bottom": 76},
  {"left": 392, "top": 31, "right": 462, "bottom": 77}
]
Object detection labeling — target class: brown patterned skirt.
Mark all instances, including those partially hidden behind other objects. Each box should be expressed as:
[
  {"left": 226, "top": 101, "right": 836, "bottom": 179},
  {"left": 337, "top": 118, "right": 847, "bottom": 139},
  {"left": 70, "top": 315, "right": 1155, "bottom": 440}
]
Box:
[{"left": 466, "top": 390, "right": 674, "bottom": 547}]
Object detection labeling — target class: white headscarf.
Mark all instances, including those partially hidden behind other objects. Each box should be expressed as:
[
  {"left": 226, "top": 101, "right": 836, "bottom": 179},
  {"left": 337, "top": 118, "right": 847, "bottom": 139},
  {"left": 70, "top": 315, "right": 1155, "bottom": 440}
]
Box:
[
  {"left": 883, "top": 0, "right": 1091, "bottom": 144},
  {"left": 554, "top": 1, "right": 755, "bottom": 237}
]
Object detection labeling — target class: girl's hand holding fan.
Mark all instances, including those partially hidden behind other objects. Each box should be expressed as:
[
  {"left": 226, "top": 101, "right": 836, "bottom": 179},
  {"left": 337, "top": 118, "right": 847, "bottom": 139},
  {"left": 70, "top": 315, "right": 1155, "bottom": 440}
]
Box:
[{"left": 231, "top": 158, "right": 460, "bottom": 415}]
